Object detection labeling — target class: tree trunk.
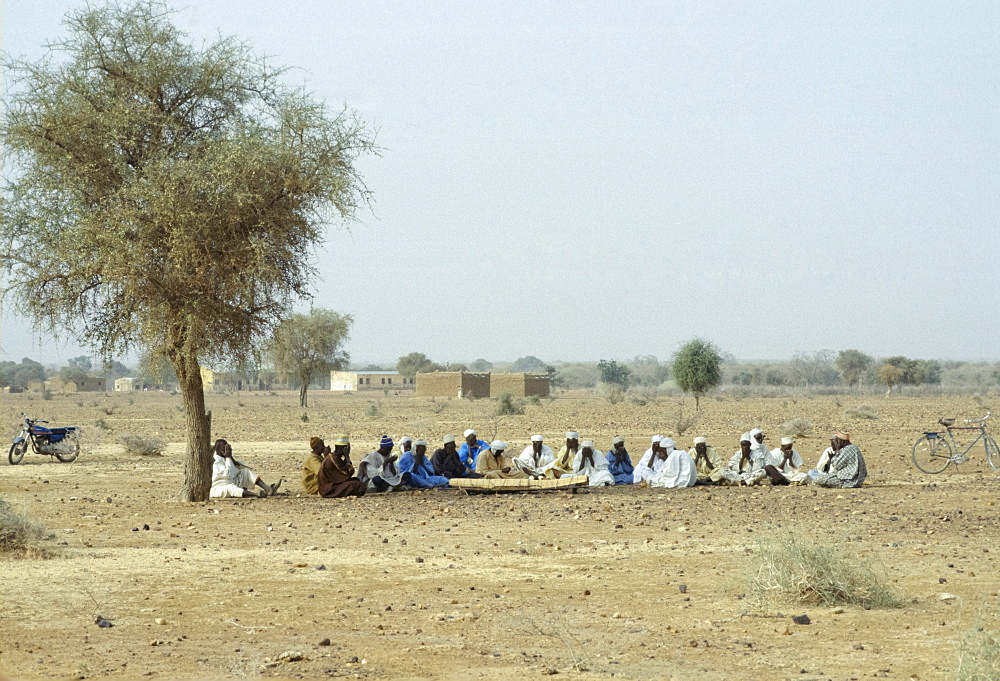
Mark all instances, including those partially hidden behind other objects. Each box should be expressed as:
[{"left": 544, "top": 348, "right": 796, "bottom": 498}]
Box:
[
  {"left": 173, "top": 353, "right": 213, "bottom": 502},
  {"left": 695, "top": 394, "right": 701, "bottom": 411},
  {"left": 299, "top": 376, "right": 308, "bottom": 408}
]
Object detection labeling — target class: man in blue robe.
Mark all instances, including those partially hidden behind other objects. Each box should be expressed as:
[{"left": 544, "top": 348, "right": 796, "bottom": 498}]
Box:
[
  {"left": 398, "top": 439, "right": 449, "bottom": 488},
  {"left": 457, "top": 428, "right": 491, "bottom": 469},
  {"left": 606, "top": 436, "right": 633, "bottom": 485}
]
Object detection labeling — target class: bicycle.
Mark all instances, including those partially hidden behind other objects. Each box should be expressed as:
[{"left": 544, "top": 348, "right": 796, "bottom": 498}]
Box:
[{"left": 911, "top": 412, "right": 999, "bottom": 474}]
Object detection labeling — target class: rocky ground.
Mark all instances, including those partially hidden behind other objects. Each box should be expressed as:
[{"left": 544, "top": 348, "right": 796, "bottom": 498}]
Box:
[{"left": 1, "top": 390, "right": 998, "bottom": 681}]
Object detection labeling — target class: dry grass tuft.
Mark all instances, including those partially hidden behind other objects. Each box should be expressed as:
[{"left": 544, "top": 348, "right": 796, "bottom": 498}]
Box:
[
  {"left": 845, "top": 403, "right": 878, "bottom": 420},
  {"left": 746, "top": 535, "right": 900, "bottom": 609},
  {"left": 780, "top": 418, "right": 812, "bottom": 438},
  {"left": 0, "top": 499, "right": 51, "bottom": 557},
  {"left": 118, "top": 434, "right": 167, "bottom": 457},
  {"left": 958, "top": 625, "right": 1000, "bottom": 681}
]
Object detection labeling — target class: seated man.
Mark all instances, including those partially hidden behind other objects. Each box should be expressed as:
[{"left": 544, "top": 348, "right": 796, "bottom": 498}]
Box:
[
  {"left": 816, "top": 436, "right": 837, "bottom": 473},
  {"left": 302, "top": 436, "right": 327, "bottom": 495},
  {"left": 514, "top": 435, "right": 555, "bottom": 478},
  {"left": 809, "top": 432, "right": 867, "bottom": 488},
  {"left": 606, "top": 436, "right": 634, "bottom": 485},
  {"left": 399, "top": 438, "right": 450, "bottom": 488},
  {"left": 721, "top": 433, "right": 768, "bottom": 486},
  {"left": 476, "top": 440, "right": 527, "bottom": 479},
  {"left": 573, "top": 440, "right": 615, "bottom": 486},
  {"left": 458, "top": 429, "right": 490, "bottom": 470},
  {"left": 358, "top": 436, "right": 413, "bottom": 492},
  {"left": 546, "top": 431, "right": 579, "bottom": 479},
  {"left": 317, "top": 435, "right": 367, "bottom": 498},
  {"left": 687, "top": 436, "right": 723, "bottom": 485},
  {"left": 649, "top": 438, "right": 696, "bottom": 488},
  {"left": 749, "top": 428, "right": 769, "bottom": 460},
  {"left": 210, "top": 438, "right": 282, "bottom": 499},
  {"left": 432, "top": 435, "right": 481, "bottom": 479},
  {"left": 398, "top": 436, "right": 414, "bottom": 456},
  {"left": 768, "top": 436, "right": 808, "bottom": 483},
  {"left": 633, "top": 435, "right": 665, "bottom": 484}
]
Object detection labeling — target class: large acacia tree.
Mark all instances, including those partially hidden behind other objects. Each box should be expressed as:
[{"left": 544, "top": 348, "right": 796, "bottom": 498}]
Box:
[
  {"left": 271, "top": 308, "right": 352, "bottom": 408},
  {"left": 0, "top": 2, "right": 375, "bottom": 500}
]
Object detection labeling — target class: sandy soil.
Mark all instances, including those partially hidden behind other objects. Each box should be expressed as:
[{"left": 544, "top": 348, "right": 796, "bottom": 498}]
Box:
[{"left": 1, "top": 389, "right": 998, "bottom": 681}]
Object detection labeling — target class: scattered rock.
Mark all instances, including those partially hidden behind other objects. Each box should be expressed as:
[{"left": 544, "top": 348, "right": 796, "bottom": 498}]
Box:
[
  {"left": 94, "top": 616, "right": 113, "bottom": 628},
  {"left": 415, "top": 557, "right": 424, "bottom": 563},
  {"left": 679, "top": 584, "right": 688, "bottom": 594},
  {"left": 319, "top": 638, "right": 331, "bottom": 646},
  {"left": 791, "top": 615, "right": 811, "bottom": 625},
  {"left": 940, "top": 593, "right": 957, "bottom": 601},
  {"left": 831, "top": 607, "right": 845, "bottom": 614},
  {"left": 155, "top": 618, "right": 167, "bottom": 625},
  {"left": 277, "top": 650, "right": 304, "bottom": 662}
]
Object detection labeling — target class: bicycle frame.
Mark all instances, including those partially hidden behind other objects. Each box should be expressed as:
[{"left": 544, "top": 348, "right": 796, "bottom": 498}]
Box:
[{"left": 931, "top": 425, "right": 988, "bottom": 463}]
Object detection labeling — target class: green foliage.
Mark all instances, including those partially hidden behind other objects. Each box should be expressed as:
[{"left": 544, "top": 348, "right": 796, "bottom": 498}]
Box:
[
  {"left": 598, "top": 359, "right": 631, "bottom": 388},
  {"left": 672, "top": 339, "right": 723, "bottom": 408},
  {"left": 67, "top": 355, "right": 92, "bottom": 371},
  {"left": 511, "top": 356, "right": 548, "bottom": 373},
  {"left": 552, "top": 362, "right": 600, "bottom": 390},
  {"left": 746, "top": 535, "right": 900, "bottom": 609},
  {"left": 494, "top": 392, "right": 525, "bottom": 416},
  {"left": 469, "top": 358, "right": 493, "bottom": 372},
  {"left": 271, "top": 308, "right": 352, "bottom": 407},
  {"left": 0, "top": 358, "right": 47, "bottom": 389},
  {"left": 59, "top": 366, "right": 90, "bottom": 385},
  {"left": 835, "top": 350, "right": 873, "bottom": 386},
  {"left": 629, "top": 356, "right": 670, "bottom": 387},
  {"left": 397, "top": 352, "right": 445, "bottom": 378},
  {"left": 880, "top": 356, "right": 926, "bottom": 388}
]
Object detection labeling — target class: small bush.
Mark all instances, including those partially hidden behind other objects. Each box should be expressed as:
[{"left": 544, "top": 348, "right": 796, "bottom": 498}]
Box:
[
  {"left": 0, "top": 499, "right": 50, "bottom": 556},
  {"left": 780, "top": 418, "right": 812, "bottom": 438},
  {"left": 495, "top": 392, "right": 525, "bottom": 416},
  {"left": 118, "top": 434, "right": 167, "bottom": 457},
  {"left": 102, "top": 406, "right": 116, "bottom": 416},
  {"left": 958, "top": 625, "right": 1000, "bottom": 681},
  {"left": 669, "top": 402, "right": 699, "bottom": 436},
  {"left": 365, "top": 402, "right": 382, "bottom": 418},
  {"left": 41, "top": 388, "right": 53, "bottom": 400},
  {"left": 528, "top": 395, "right": 541, "bottom": 406},
  {"left": 94, "top": 418, "right": 109, "bottom": 431},
  {"left": 300, "top": 412, "right": 309, "bottom": 423},
  {"left": 746, "top": 536, "right": 900, "bottom": 609},
  {"left": 845, "top": 403, "right": 878, "bottom": 420}
]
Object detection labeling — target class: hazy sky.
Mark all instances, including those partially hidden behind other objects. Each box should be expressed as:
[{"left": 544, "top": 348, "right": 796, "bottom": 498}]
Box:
[{"left": 2, "top": 1, "right": 998, "bottom": 366}]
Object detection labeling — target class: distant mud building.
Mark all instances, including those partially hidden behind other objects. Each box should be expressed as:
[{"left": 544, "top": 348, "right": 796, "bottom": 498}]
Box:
[
  {"left": 330, "top": 370, "right": 414, "bottom": 391},
  {"left": 416, "top": 371, "right": 491, "bottom": 399},
  {"left": 490, "top": 372, "right": 550, "bottom": 398}
]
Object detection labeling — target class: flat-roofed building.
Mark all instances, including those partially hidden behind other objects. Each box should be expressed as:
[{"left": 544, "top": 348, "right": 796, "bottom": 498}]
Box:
[{"left": 330, "top": 370, "right": 414, "bottom": 391}]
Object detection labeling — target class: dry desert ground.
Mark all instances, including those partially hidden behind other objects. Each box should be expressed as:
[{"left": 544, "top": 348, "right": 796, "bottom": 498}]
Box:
[{"left": 1, "top": 389, "right": 999, "bottom": 681}]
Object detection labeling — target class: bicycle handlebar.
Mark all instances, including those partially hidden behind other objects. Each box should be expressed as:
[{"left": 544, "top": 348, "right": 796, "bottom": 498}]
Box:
[{"left": 964, "top": 412, "right": 991, "bottom": 423}]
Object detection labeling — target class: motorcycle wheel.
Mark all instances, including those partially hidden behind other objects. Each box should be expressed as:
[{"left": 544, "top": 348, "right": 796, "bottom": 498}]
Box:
[
  {"left": 55, "top": 438, "right": 80, "bottom": 463},
  {"left": 8, "top": 441, "right": 27, "bottom": 465}
]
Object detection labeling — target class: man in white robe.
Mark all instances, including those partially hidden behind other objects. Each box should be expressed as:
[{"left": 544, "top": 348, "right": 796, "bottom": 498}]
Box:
[
  {"left": 358, "top": 435, "right": 413, "bottom": 492},
  {"left": 210, "top": 439, "right": 281, "bottom": 499},
  {"left": 514, "top": 435, "right": 555, "bottom": 478},
  {"left": 649, "top": 439, "right": 697, "bottom": 488},
  {"left": 749, "top": 428, "right": 769, "bottom": 460},
  {"left": 572, "top": 440, "right": 615, "bottom": 486},
  {"left": 633, "top": 435, "right": 664, "bottom": 483},
  {"left": 721, "top": 433, "right": 768, "bottom": 485},
  {"left": 768, "top": 436, "right": 808, "bottom": 483},
  {"left": 816, "top": 436, "right": 837, "bottom": 474}
]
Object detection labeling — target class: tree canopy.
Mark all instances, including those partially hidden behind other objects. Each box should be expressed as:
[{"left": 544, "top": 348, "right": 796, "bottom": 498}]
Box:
[
  {"left": 271, "top": 309, "right": 352, "bottom": 407},
  {"left": 396, "top": 352, "right": 444, "bottom": 378},
  {"left": 0, "top": 2, "right": 375, "bottom": 500},
  {"left": 671, "top": 338, "right": 722, "bottom": 410}
]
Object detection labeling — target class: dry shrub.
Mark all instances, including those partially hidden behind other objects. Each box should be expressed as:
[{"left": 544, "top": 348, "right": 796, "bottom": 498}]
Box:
[
  {"left": 118, "top": 434, "right": 167, "bottom": 457},
  {"left": 746, "top": 535, "right": 900, "bottom": 609},
  {"left": 958, "top": 625, "right": 1000, "bottom": 681},
  {"left": 668, "top": 402, "right": 699, "bottom": 436},
  {"left": 0, "top": 499, "right": 51, "bottom": 556},
  {"left": 780, "top": 418, "right": 812, "bottom": 438},
  {"left": 495, "top": 392, "right": 525, "bottom": 416},
  {"left": 845, "top": 403, "right": 878, "bottom": 420}
]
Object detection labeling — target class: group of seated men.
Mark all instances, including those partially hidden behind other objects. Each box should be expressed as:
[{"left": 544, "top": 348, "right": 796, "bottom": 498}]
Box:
[{"left": 296, "top": 428, "right": 868, "bottom": 498}]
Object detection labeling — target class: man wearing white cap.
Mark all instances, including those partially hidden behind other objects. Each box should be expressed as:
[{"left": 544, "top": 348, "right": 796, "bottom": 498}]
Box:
[
  {"left": 689, "top": 437, "right": 724, "bottom": 485},
  {"left": 633, "top": 435, "right": 664, "bottom": 483},
  {"left": 768, "top": 437, "right": 807, "bottom": 483},
  {"left": 515, "top": 435, "right": 555, "bottom": 478},
  {"left": 606, "top": 437, "right": 633, "bottom": 485},
  {"left": 546, "top": 432, "right": 579, "bottom": 479},
  {"left": 648, "top": 438, "right": 696, "bottom": 488},
  {"left": 399, "top": 439, "right": 450, "bottom": 488},
  {"left": 572, "top": 440, "right": 615, "bottom": 486},
  {"left": 476, "top": 440, "right": 527, "bottom": 479},
  {"left": 721, "top": 433, "right": 768, "bottom": 485},
  {"left": 749, "top": 428, "right": 769, "bottom": 459},
  {"left": 432, "top": 435, "right": 480, "bottom": 479},
  {"left": 458, "top": 429, "right": 491, "bottom": 469}
]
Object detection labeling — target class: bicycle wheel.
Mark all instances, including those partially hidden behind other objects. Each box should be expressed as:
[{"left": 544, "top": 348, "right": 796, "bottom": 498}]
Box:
[
  {"left": 912, "top": 434, "right": 953, "bottom": 474},
  {"left": 8, "top": 441, "right": 27, "bottom": 465},
  {"left": 984, "top": 436, "right": 1000, "bottom": 472}
]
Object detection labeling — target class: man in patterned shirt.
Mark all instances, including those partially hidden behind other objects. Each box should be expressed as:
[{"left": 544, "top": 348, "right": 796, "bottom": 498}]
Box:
[{"left": 809, "top": 432, "right": 867, "bottom": 488}]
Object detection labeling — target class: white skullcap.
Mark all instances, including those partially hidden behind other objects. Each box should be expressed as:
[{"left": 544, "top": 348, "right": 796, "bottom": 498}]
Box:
[
  {"left": 611, "top": 436, "right": 625, "bottom": 445},
  {"left": 651, "top": 435, "right": 663, "bottom": 443},
  {"left": 565, "top": 431, "right": 579, "bottom": 439},
  {"left": 581, "top": 440, "right": 595, "bottom": 448},
  {"left": 443, "top": 434, "right": 456, "bottom": 444},
  {"left": 398, "top": 436, "right": 413, "bottom": 444},
  {"left": 693, "top": 436, "right": 707, "bottom": 444},
  {"left": 464, "top": 429, "right": 477, "bottom": 438},
  {"left": 660, "top": 437, "right": 676, "bottom": 449},
  {"left": 740, "top": 432, "right": 751, "bottom": 442},
  {"left": 530, "top": 434, "right": 544, "bottom": 442},
  {"left": 781, "top": 436, "right": 793, "bottom": 445},
  {"left": 413, "top": 439, "right": 427, "bottom": 447},
  {"left": 491, "top": 440, "right": 507, "bottom": 451},
  {"left": 749, "top": 428, "right": 763, "bottom": 437}
]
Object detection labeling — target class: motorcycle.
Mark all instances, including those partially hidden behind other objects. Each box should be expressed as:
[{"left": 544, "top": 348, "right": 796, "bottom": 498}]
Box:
[{"left": 8, "top": 414, "right": 82, "bottom": 465}]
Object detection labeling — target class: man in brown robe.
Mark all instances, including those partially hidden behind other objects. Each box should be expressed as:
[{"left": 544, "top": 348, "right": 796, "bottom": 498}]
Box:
[
  {"left": 302, "top": 437, "right": 326, "bottom": 494},
  {"left": 317, "top": 435, "right": 367, "bottom": 498},
  {"left": 475, "top": 440, "right": 527, "bottom": 479}
]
